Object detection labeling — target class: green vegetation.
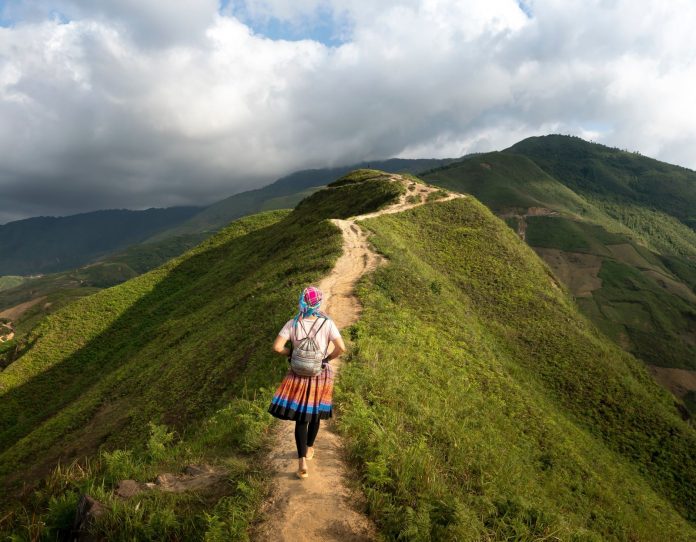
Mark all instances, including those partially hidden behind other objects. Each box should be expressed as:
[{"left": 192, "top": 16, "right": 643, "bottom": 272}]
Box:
[
  {"left": 0, "top": 276, "right": 24, "bottom": 292},
  {"left": 591, "top": 260, "right": 696, "bottom": 370},
  {"left": 0, "top": 207, "right": 200, "bottom": 276},
  {"left": 103, "top": 233, "right": 211, "bottom": 275},
  {"left": 329, "top": 169, "right": 390, "bottom": 187},
  {"left": 508, "top": 134, "right": 696, "bottom": 228},
  {"left": 0, "top": 176, "right": 405, "bottom": 539},
  {"left": 426, "top": 189, "right": 449, "bottom": 202},
  {"left": 152, "top": 158, "right": 452, "bottom": 241},
  {"left": 589, "top": 200, "right": 696, "bottom": 262},
  {"left": 2, "top": 168, "right": 695, "bottom": 539},
  {"left": 525, "top": 216, "right": 626, "bottom": 255},
  {"left": 422, "top": 143, "right": 696, "bottom": 388},
  {"left": 296, "top": 176, "right": 405, "bottom": 220},
  {"left": 423, "top": 152, "right": 601, "bottom": 220},
  {"left": 0, "top": 233, "right": 209, "bottom": 363},
  {"left": 337, "top": 197, "right": 695, "bottom": 539}
]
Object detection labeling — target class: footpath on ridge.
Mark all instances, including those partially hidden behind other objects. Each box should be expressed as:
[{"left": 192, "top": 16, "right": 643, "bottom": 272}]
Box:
[{"left": 253, "top": 176, "right": 464, "bottom": 542}]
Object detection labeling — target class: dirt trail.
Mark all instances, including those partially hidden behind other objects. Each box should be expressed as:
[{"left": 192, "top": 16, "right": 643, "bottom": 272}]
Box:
[{"left": 253, "top": 176, "right": 464, "bottom": 542}]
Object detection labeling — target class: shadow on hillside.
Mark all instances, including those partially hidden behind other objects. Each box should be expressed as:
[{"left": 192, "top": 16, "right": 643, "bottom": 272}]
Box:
[{"left": 0, "top": 217, "right": 294, "bottom": 497}]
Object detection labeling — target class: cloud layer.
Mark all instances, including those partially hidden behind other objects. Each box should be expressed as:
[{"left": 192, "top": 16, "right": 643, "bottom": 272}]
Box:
[{"left": 1, "top": 0, "right": 695, "bottom": 223}]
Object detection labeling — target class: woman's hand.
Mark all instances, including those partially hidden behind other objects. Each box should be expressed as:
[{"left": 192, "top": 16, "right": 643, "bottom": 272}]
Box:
[{"left": 322, "top": 336, "right": 346, "bottom": 366}]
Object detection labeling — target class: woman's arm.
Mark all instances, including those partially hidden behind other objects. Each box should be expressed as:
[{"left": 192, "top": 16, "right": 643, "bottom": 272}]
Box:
[
  {"left": 272, "top": 334, "right": 292, "bottom": 357},
  {"left": 324, "top": 336, "right": 346, "bottom": 362}
]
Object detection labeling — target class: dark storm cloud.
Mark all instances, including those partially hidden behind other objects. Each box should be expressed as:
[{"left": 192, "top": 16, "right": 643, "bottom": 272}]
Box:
[{"left": 1, "top": 0, "right": 695, "bottom": 223}]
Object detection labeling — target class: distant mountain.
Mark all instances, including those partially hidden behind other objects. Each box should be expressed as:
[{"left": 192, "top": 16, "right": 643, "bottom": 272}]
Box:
[
  {"left": 423, "top": 137, "right": 696, "bottom": 414},
  {"left": 150, "top": 157, "right": 456, "bottom": 240},
  {"left": 508, "top": 134, "right": 696, "bottom": 230},
  {"left": 0, "top": 207, "right": 201, "bottom": 275}
]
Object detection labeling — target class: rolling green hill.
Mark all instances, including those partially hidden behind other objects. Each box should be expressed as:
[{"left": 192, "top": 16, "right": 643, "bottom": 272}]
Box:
[
  {"left": 0, "top": 276, "right": 24, "bottom": 292},
  {"left": 0, "top": 159, "right": 451, "bottom": 374},
  {"left": 0, "top": 207, "right": 201, "bottom": 276},
  {"left": 422, "top": 146, "right": 696, "bottom": 411},
  {"left": 151, "top": 158, "right": 454, "bottom": 241},
  {"left": 0, "top": 172, "right": 694, "bottom": 540},
  {"left": 508, "top": 134, "right": 696, "bottom": 230}
]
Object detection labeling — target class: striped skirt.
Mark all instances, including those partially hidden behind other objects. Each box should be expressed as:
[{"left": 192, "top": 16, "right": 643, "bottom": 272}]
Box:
[{"left": 268, "top": 365, "right": 335, "bottom": 422}]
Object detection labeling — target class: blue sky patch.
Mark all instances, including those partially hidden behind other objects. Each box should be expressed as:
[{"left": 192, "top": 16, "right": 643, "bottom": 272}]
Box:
[
  {"left": 517, "top": 0, "right": 533, "bottom": 18},
  {"left": 220, "top": 0, "right": 347, "bottom": 46}
]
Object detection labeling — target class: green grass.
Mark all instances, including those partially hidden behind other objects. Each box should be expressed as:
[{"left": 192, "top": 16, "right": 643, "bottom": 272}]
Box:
[
  {"left": 0, "top": 176, "right": 405, "bottom": 540},
  {"left": 0, "top": 207, "right": 200, "bottom": 276},
  {"left": 525, "top": 216, "right": 629, "bottom": 255},
  {"left": 0, "top": 276, "right": 24, "bottom": 292},
  {"left": 523, "top": 215, "right": 696, "bottom": 370},
  {"left": 591, "top": 261, "right": 696, "bottom": 370},
  {"left": 509, "top": 134, "right": 696, "bottom": 229},
  {"left": 421, "top": 147, "right": 696, "bottom": 377},
  {"left": 336, "top": 197, "right": 695, "bottom": 540},
  {"left": 328, "top": 169, "right": 391, "bottom": 187},
  {"left": 589, "top": 199, "right": 696, "bottom": 263},
  {"left": 259, "top": 187, "right": 322, "bottom": 212},
  {"left": 2, "top": 172, "right": 695, "bottom": 539},
  {"left": 295, "top": 177, "right": 405, "bottom": 220},
  {"left": 0, "top": 233, "right": 211, "bottom": 369},
  {"left": 423, "top": 152, "right": 610, "bottom": 225}
]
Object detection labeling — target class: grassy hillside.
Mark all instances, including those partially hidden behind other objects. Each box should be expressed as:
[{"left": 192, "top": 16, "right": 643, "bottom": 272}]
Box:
[
  {"left": 1, "top": 172, "right": 694, "bottom": 540},
  {"left": 422, "top": 150, "right": 696, "bottom": 392},
  {"left": 0, "top": 276, "right": 24, "bottom": 292},
  {"left": 0, "top": 233, "right": 209, "bottom": 371},
  {"left": 424, "top": 152, "right": 597, "bottom": 218},
  {"left": 152, "top": 158, "right": 453, "bottom": 240},
  {"left": 337, "top": 197, "right": 695, "bottom": 539},
  {"left": 0, "top": 178, "right": 404, "bottom": 540},
  {"left": 0, "top": 207, "right": 201, "bottom": 276},
  {"left": 508, "top": 134, "right": 696, "bottom": 229}
]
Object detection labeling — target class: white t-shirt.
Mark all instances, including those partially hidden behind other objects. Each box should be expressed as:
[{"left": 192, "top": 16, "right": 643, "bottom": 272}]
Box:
[{"left": 278, "top": 316, "right": 341, "bottom": 355}]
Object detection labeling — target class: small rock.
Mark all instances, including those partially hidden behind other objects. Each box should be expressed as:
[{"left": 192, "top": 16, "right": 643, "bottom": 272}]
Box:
[
  {"left": 115, "top": 479, "right": 145, "bottom": 499},
  {"left": 72, "top": 494, "right": 107, "bottom": 541},
  {"left": 184, "top": 464, "right": 214, "bottom": 476},
  {"left": 156, "top": 473, "right": 176, "bottom": 486}
]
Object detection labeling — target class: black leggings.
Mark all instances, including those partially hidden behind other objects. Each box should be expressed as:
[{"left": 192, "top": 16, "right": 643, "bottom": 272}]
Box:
[{"left": 294, "top": 419, "right": 321, "bottom": 458}]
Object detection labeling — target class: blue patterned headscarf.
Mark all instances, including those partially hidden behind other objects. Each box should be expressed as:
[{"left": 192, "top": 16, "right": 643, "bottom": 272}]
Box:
[{"left": 293, "top": 286, "right": 326, "bottom": 327}]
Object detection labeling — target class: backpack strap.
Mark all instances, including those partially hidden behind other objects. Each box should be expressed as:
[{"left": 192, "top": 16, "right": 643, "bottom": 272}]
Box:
[{"left": 294, "top": 316, "right": 322, "bottom": 343}]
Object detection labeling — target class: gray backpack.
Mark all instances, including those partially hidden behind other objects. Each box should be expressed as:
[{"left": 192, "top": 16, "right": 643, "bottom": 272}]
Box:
[{"left": 290, "top": 317, "right": 328, "bottom": 377}]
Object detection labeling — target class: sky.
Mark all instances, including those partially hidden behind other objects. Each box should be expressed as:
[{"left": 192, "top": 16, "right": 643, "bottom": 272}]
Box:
[{"left": 1, "top": 0, "right": 695, "bottom": 223}]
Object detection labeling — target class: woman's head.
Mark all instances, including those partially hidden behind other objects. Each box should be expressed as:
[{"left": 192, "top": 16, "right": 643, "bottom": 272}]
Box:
[{"left": 294, "top": 285, "right": 323, "bottom": 323}]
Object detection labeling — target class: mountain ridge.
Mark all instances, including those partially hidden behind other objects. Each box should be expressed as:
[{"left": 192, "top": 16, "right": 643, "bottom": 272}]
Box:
[{"left": 0, "top": 171, "right": 694, "bottom": 539}]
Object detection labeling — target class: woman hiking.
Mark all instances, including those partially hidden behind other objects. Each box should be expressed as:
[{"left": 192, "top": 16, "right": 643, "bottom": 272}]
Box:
[{"left": 269, "top": 285, "right": 346, "bottom": 479}]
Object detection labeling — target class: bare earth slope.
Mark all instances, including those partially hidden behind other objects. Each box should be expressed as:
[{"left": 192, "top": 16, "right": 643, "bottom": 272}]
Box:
[{"left": 254, "top": 177, "right": 463, "bottom": 541}]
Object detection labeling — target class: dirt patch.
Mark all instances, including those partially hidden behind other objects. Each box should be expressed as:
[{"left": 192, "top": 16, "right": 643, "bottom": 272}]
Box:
[
  {"left": 254, "top": 177, "right": 465, "bottom": 542},
  {"left": 648, "top": 366, "right": 696, "bottom": 399},
  {"left": 534, "top": 248, "right": 603, "bottom": 298},
  {"left": 500, "top": 207, "right": 558, "bottom": 241},
  {"left": 0, "top": 296, "right": 47, "bottom": 321}
]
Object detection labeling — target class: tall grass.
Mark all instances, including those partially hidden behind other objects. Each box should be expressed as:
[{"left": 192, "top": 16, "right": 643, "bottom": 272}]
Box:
[
  {"left": 336, "top": 197, "right": 695, "bottom": 540},
  {"left": 0, "top": 177, "right": 405, "bottom": 539}
]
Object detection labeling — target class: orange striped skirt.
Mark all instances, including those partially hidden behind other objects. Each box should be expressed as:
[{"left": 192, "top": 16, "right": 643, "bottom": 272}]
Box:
[{"left": 268, "top": 365, "right": 334, "bottom": 422}]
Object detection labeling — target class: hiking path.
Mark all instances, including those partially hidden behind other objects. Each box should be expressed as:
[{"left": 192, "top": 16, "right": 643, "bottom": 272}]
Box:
[{"left": 253, "top": 175, "right": 464, "bottom": 541}]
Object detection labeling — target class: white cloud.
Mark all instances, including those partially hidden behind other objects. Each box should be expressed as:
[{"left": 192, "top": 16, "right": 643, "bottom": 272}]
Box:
[{"left": 1, "top": 0, "right": 695, "bottom": 222}]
